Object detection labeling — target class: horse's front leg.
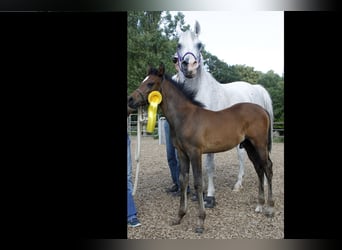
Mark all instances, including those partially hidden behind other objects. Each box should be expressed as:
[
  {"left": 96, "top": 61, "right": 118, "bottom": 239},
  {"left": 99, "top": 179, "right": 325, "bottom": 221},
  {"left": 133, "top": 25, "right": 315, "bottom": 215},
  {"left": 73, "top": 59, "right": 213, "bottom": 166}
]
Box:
[
  {"left": 171, "top": 150, "right": 190, "bottom": 226},
  {"left": 204, "top": 153, "right": 216, "bottom": 208},
  {"left": 191, "top": 152, "right": 206, "bottom": 233},
  {"left": 233, "top": 146, "right": 245, "bottom": 191}
]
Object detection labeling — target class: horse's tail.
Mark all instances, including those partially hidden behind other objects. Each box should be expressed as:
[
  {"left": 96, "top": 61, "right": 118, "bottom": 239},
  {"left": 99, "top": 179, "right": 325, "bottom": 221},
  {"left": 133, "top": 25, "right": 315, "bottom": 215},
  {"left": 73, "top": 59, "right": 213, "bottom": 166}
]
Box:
[{"left": 254, "top": 84, "right": 274, "bottom": 145}]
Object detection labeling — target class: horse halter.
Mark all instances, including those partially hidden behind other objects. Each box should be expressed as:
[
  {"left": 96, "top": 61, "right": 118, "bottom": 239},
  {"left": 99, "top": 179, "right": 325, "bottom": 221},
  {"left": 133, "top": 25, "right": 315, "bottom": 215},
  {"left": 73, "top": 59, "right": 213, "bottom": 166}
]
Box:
[
  {"left": 135, "top": 88, "right": 148, "bottom": 106},
  {"left": 177, "top": 51, "right": 201, "bottom": 65},
  {"left": 135, "top": 74, "right": 165, "bottom": 106}
]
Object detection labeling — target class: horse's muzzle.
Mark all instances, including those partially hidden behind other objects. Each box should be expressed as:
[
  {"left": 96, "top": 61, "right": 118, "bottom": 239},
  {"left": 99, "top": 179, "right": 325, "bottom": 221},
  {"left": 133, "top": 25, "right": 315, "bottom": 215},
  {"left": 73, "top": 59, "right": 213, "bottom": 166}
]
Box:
[
  {"left": 181, "top": 68, "right": 195, "bottom": 78},
  {"left": 180, "top": 66, "right": 194, "bottom": 78},
  {"left": 127, "top": 96, "right": 138, "bottom": 109},
  {"left": 181, "top": 61, "right": 196, "bottom": 78}
]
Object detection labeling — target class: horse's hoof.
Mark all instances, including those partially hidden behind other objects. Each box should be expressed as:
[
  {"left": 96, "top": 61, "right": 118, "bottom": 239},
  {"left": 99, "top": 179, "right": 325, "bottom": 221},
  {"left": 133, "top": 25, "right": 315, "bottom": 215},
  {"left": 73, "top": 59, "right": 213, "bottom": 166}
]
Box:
[
  {"left": 264, "top": 207, "right": 275, "bottom": 217},
  {"left": 191, "top": 192, "right": 205, "bottom": 202},
  {"left": 195, "top": 227, "right": 204, "bottom": 234},
  {"left": 265, "top": 212, "right": 274, "bottom": 218},
  {"left": 204, "top": 196, "right": 216, "bottom": 208},
  {"left": 170, "top": 218, "right": 181, "bottom": 226},
  {"left": 255, "top": 204, "right": 263, "bottom": 213}
]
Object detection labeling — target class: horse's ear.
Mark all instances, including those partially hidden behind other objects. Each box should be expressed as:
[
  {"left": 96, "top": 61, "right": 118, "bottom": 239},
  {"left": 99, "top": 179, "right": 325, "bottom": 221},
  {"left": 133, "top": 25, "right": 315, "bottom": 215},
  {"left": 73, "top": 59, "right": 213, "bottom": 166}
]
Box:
[
  {"left": 176, "top": 23, "right": 182, "bottom": 37},
  {"left": 146, "top": 64, "right": 152, "bottom": 75},
  {"left": 158, "top": 63, "right": 165, "bottom": 76},
  {"left": 194, "top": 20, "right": 201, "bottom": 36}
]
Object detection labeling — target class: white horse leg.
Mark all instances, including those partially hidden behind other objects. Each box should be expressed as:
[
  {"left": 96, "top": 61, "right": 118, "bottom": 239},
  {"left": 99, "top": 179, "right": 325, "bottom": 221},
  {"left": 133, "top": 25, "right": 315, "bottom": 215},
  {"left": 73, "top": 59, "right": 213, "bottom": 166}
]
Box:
[
  {"left": 233, "top": 146, "right": 245, "bottom": 191},
  {"left": 233, "top": 146, "right": 267, "bottom": 192},
  {"left": 205, "top": 153, "right": 215, "bottom": 197},
  {"left": 264, "top": 175, "right": 267, "bottom": 186}
]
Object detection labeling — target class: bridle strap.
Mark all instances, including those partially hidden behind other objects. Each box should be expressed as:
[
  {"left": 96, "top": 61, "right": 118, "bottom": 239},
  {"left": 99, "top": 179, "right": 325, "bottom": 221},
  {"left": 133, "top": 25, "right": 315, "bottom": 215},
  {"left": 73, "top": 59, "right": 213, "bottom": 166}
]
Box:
[
  {"left": 135, "top": 88, "right": 147, "bottom": 106},
  {"left": 177, "top": 51, "right": 201, "bottom": 64}
]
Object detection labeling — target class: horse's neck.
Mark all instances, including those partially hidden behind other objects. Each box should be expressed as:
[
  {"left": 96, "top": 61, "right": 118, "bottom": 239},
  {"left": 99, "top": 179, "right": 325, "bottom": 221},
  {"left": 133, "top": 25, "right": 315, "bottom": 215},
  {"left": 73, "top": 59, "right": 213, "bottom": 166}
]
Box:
[
  {"left": 179, "top": 68, "right": 225, "bottom": 110},
  {"left": 160, "top": 80, "right": 193, "bottom": 126},
  {"left": 177, "top": 64, "right": 274, "bottom": 117}
]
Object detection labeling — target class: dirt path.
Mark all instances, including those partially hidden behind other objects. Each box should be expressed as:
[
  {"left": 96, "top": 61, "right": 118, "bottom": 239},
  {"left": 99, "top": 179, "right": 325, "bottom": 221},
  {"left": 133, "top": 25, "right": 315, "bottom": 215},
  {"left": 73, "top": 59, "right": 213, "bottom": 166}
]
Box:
[{"left": 128, "top": 136, "right": 284, "bottom": 239}]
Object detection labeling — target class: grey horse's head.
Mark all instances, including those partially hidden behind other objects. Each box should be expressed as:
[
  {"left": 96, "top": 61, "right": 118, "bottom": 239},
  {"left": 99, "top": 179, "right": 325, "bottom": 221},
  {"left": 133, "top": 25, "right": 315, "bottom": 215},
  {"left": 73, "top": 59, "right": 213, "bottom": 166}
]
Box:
[{"left": 176, "top": 21, "right": 203, "bottom": 79}]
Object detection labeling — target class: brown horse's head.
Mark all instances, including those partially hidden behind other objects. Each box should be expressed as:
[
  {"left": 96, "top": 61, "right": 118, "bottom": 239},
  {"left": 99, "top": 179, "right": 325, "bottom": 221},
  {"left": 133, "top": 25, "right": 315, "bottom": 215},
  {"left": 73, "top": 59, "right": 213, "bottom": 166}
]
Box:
[{"left": 128, "top": 63, "right": 165, "bottom": 110}]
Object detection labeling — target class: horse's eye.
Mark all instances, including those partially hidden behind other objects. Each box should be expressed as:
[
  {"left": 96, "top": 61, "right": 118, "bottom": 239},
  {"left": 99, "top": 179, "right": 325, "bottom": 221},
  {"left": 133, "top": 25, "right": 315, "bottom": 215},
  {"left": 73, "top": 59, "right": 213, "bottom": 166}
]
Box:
[
  {"left": 177, "top": 43, "right": 181, "bottom": 50},
  {"left": 197, "top": 42, "right": 203, "bottom": 50},
  {"left": 147, "top": 82, "right": 154, "bottom": 88}
]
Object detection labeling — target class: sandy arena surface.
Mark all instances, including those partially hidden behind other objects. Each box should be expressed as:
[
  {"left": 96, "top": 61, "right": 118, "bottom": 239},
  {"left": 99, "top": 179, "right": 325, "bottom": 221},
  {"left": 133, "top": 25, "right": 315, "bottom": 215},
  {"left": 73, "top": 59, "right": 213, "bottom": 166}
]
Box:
[{"left": 128, "top": 135, "right": 284, "bottom": 239}]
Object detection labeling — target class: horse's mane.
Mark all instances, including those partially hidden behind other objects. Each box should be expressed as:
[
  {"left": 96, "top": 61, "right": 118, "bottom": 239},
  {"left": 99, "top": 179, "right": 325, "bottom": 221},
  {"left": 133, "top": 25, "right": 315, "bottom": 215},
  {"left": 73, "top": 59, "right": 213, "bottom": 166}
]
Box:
[{"left": 149, "top": 68, "right": 205, "bottom": 108}]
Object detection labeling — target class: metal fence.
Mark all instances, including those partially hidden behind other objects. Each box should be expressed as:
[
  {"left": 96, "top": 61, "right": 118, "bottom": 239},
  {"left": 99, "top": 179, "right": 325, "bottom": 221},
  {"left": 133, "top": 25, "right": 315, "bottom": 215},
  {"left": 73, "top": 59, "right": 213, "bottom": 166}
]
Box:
[
  {"left": 127, "top": 112, "right": 161, "bottom": 135},
  {"left": 273, "top": 121, "right": 284, "bottom": 139}
]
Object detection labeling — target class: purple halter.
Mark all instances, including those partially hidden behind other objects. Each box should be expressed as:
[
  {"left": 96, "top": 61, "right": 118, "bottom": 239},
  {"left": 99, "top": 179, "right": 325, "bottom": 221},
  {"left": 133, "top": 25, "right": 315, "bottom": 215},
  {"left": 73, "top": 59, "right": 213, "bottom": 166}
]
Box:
[{"left": 177, "top": 51, "right": 201, "bottom": 65}]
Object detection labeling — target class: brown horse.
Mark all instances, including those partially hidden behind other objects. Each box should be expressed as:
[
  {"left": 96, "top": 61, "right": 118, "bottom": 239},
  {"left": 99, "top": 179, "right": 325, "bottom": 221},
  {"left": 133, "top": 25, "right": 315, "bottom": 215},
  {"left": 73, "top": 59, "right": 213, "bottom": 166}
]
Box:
[{"left": 128, "top": 63, "right": 274, "bottom": 233}]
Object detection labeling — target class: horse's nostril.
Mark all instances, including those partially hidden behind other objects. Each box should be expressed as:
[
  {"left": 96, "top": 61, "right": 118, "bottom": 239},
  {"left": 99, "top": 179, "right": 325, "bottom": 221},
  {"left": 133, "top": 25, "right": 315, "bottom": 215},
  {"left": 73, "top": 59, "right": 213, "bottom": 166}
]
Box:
[
  {"left": 128, "top": 96, "right": 133, "bottom": 105},
  {"left": 181, "top": 61, "right": 188, "bottom": 70}
]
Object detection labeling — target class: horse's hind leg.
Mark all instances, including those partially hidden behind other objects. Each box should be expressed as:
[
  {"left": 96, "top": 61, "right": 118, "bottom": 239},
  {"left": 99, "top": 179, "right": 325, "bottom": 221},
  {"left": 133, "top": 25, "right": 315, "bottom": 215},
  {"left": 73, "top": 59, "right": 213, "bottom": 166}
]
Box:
[
  {"left": 233, "top": 146, "right": 245, "bottom": 191},
  {"left": 263, "top": 156, "right": 275, "bottom": 217},
  {"left": 254, "top": 164, "right": 265, "bottom": 213},
  {"left": 242, "top": 140, "right": 265, "bottom": 213},
  {"left": 234, "top": 146, "right": 267, "bottom": 191}
]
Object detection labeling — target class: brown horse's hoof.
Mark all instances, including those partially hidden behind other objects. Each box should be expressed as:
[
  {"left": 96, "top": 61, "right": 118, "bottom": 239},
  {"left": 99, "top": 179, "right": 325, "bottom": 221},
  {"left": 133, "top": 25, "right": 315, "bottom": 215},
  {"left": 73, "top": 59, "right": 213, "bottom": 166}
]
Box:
[
  {"left": 190, "top": 192, "right": 205, "bottom": 202},
  {"left": 195, "top": 227, "right": 204, "bottom": 234},
  {"left": 170, "top": 218, "right": 181, "bottom": 226}
]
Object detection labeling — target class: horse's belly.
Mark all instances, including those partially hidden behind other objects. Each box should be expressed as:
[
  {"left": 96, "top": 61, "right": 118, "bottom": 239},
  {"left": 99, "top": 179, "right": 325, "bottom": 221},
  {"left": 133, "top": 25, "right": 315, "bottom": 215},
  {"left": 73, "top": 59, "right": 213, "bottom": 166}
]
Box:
[{"left": 202, "top": 139, "right": 240, "bottom": 154}]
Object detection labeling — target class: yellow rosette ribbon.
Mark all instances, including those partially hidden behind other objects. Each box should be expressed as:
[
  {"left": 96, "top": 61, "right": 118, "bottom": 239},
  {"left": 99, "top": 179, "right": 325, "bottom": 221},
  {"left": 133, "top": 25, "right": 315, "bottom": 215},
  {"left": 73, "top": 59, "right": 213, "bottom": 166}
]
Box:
[{"left": 146, "top": 91, "right": 162, "bottom": 133}]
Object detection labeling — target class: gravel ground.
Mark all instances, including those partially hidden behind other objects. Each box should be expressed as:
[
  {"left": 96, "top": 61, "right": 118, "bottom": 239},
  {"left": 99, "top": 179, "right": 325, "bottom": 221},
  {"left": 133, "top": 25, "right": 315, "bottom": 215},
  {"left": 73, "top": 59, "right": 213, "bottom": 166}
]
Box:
[{"left": 128, "top": 136, "right": 284, "bottom": 239}]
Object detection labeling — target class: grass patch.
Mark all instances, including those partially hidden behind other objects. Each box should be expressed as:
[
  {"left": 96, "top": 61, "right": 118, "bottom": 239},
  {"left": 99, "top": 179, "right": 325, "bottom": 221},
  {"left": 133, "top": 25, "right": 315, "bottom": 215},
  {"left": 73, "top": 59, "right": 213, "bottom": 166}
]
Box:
[{"left": 273, "top": 137, "right": 284, "bottom": 143}]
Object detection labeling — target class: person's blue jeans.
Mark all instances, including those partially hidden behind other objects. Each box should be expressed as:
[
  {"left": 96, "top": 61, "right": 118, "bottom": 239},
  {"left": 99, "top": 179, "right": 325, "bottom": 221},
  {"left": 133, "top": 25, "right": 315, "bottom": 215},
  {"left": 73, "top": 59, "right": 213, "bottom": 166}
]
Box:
[
  {"left": 127, "top": 133, "right": 138, "bottom": 221},
  {"left": 164, "top": 120, "right": 180, "bottom": 188}
]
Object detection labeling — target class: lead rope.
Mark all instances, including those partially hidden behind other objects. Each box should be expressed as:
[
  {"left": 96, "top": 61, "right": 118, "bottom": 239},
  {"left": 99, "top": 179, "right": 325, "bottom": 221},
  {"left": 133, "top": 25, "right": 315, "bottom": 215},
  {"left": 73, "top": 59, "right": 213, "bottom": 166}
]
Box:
[{"left": 133, "top": 106, "right": 145, "bottom": 195}]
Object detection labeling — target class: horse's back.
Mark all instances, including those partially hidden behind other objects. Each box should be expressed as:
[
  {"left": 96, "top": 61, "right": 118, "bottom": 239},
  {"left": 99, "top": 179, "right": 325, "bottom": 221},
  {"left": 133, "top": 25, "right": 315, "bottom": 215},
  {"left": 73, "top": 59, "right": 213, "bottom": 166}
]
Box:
[
  {"left": 232, "top": 102, "right": 269, "bottom": 121},
  {"left": 251, "top": 84, "right": 274, "bottom": 121},
  {"left": 221, "top": 81, "right": 273, "bottom": 117},
  {"left": 222, "top": 81, "right": 262, "bottom": 103}
]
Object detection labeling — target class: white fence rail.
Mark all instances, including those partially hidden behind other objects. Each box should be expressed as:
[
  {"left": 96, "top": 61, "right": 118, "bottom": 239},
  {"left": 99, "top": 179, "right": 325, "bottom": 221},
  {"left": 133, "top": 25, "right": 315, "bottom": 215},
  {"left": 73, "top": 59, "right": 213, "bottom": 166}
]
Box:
[{"left": 127, "top": 113, "right": 161, "bottom": 136}]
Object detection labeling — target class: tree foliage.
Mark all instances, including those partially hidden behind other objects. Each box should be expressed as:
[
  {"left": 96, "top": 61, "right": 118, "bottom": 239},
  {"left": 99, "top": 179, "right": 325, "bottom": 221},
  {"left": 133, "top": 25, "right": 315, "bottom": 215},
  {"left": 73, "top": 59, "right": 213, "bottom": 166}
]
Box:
[{"left": 127, "top": 11, "right": 284, "bottom": 122}]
